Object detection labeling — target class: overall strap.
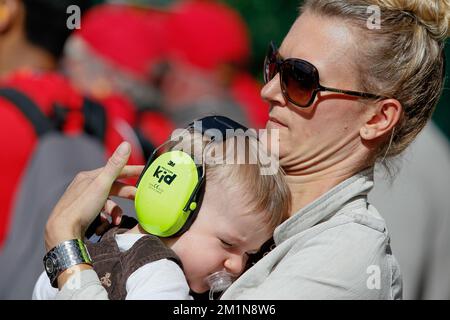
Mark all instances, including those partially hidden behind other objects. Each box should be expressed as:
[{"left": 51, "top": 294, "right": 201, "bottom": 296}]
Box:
[
  {"left": 122, "top": 233, "right": 183, "bottom": 282},
  {"left": 85, "top": 225, "right": 182, "bottom": 300}
]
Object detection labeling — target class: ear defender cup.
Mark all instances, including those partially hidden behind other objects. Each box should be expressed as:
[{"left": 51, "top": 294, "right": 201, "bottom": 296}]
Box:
[
  {"left": 135, "top": 150, "right": 204, "bottom": 237},
  {"left": 134, "top": 116, "right": 249, "bottom": 237}
]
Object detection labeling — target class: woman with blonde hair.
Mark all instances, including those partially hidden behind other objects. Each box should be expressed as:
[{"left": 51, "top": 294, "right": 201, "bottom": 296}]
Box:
[
  {"left": 221, "top": 0, "right": 448, "bottom": 299},
  {"left": 43, "top": 0, "right": 448, "bottom": 299}
]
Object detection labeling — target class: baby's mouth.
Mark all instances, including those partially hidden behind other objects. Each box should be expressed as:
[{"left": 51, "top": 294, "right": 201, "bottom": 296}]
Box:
[{"left": 205, "top": 271, "right": 236, "bottom": 300}]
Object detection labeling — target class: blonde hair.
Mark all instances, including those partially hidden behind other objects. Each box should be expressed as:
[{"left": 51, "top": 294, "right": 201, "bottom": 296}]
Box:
[
  {"left": 301, "top": 0, "right": 449, "bottom": 170},
  {"left": 168, "top": 129, "right": 291, "bottom": 230}
]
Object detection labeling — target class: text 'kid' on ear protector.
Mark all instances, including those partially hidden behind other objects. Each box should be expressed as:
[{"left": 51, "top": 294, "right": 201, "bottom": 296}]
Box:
[
  {"left": 134, "top": 116, "right": 248, "bottom": 238},
  {"left": 135, "top": 150, "right": 203, "bottom": 237}
]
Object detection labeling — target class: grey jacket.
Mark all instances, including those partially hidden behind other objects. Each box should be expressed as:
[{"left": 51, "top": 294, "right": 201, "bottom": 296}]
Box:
[
  {"left": 221, "top": 168, "right": 403, "bottom": 300},
  {"left": 56, "top": 168, "right": 402, "bottom": 300}
]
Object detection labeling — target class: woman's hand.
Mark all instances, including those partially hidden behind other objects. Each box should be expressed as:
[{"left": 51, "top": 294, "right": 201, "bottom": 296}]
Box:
[{"left": 44, "top": 142, "right": 144, "bottom": 252}]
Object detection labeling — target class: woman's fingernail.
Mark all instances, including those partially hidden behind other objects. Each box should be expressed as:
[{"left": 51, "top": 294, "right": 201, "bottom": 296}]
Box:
[{"left": 116, "top": 142, "right": 130, "bottom": 156}]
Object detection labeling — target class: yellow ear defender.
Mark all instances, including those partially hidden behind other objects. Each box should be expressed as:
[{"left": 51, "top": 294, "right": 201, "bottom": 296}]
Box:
[{"left": 134, "top": 116, "right": 248, "bottom": 237}]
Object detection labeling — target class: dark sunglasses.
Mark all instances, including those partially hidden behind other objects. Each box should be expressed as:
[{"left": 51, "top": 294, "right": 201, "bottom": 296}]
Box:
[{"left": 264, "top": 41, "right": 388, "bottom": 108}]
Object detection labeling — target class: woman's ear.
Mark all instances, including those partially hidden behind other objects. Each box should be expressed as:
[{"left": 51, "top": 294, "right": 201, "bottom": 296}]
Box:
[
  {"left": 0, "top": 0, "right": 19, "bottom": 34},
  {"left": 360, "top": 99, "right": 403, "bottom": 140}
]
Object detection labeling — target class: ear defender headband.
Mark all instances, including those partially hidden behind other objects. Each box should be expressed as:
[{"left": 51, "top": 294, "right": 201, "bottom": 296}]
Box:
[{"left": 134, "top": 116, "right": 248, "bottom": 237}]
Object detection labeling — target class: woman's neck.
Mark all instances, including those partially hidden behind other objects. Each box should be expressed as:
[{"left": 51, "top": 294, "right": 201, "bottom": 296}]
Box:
[
  {"left": 283, "top": 148, "right": 370, "bottom": 217},
  {"left": 285, "top": 169, "right": 353, "bottom": 217}
]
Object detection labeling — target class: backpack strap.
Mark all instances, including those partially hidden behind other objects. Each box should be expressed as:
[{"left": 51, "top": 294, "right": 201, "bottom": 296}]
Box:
[
  {"left": 0, "top": 87, "right": 54, "bottom": 136},
  {"left": 82, "top": 97, "right": 107, "bottom": 143},
  {"left": 133, "top": 127, "right": 157, "bottom": 161},
  {"left": 0, "top": 88, "right": 109, "bottom": 144}
]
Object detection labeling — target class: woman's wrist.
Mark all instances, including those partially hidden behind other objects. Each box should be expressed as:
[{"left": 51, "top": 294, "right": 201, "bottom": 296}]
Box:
[{"left": 44, "top": 218, "right": 82, "bottom": 252}]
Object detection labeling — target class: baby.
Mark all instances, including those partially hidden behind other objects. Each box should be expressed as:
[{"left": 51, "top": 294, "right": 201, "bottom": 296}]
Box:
[{"left": 33, "top": 127, "right": 291, "bottom": 299}]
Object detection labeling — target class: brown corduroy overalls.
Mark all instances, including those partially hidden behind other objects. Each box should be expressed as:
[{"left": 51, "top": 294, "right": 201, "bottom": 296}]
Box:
[{"left": 86, "top": 227, "right": 182, "bottom": 300}]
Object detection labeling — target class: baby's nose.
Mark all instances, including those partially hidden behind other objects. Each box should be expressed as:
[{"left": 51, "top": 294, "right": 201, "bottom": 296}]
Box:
[{"left": 224, "top": 254, "right": 246, "bottom": 275}]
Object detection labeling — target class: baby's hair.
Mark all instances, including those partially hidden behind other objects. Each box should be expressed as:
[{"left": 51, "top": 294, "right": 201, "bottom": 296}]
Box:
[{"left": 168, "top": 128, "right": 291, "bottom": 231}]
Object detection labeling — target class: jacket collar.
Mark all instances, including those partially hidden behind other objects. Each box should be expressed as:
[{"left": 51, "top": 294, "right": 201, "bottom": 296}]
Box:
[{"left": 274, "top": 168, "right": 374, "bottom": 245}]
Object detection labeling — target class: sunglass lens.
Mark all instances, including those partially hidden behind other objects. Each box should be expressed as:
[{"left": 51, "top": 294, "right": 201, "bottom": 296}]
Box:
[
  {"left": 264, "top": 47, "right": 278, "bottom": 83},
  {"left": 281, "top": 61, "right": 317, "bottom": 107}
]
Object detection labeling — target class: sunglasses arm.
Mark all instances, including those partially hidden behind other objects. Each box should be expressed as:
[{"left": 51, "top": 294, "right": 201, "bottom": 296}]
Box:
[{"left": 320, "top": 85, "right": 386, "bottom": 100}]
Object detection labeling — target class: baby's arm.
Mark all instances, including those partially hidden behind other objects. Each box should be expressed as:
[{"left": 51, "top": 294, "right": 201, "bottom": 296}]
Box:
[
  {"left": 32, "top": 259, "right": 192, "bottom": 300},
  {"left": 32, "top": 271, "right": 58, "bottom": 300},
  {"left": 125, "top": 259, "right": 193, "bottom": 300}
]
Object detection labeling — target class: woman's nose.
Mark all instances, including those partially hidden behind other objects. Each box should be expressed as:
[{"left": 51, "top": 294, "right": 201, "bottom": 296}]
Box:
[
  {"left": 261, "top": 73, "right": 287, "bottom": 107},
  {"left": 224, "top": 254, "right": 247, "bottom": 275}
]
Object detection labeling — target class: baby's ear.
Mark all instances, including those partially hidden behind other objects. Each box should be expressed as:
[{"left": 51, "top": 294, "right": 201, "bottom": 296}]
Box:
[{"left": 360, "top": 99, "right": 402, "bottom": 141}]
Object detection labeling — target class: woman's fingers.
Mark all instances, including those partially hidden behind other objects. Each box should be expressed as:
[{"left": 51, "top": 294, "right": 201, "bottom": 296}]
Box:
[
  {"left": 45, "top": 142, "right": 141, "bottom": 251},
  {"left": 103, "top": 198, "right": 123, "bottom": 226},
  {"left": 103, "top": 198, "right": 118, "bottom": 216},
  {"left": 99, "top": 211, "right": 109, "bottom": 223},
  {"left": 76, "top": 142, "right": 131, "bottom": 224},
  {"left": 117, "top": 165, "right": 145, "bottom": 179},
  {"left": 83, "top": 165, "right": 144, "bottom": 181},
  {"left": 111, "top": 205, "right": 123, "bottom": 226},
  {"left": 110, "top": 182, "right": 137, "bottom": 200},
  {"left": 96, "top": 143, "right": 131, "bottom": 186}
]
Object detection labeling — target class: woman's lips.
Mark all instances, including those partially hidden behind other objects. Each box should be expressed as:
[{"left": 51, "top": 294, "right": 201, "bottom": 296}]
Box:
[{"left": 268, "top": 116, "right": 287, "bottom": 128}]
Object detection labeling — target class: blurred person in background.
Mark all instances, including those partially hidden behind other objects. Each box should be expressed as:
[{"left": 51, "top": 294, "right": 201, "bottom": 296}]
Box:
[
  {"left": 160, "top": 0, "right": 263, "bottom": 128},
  {"left": 63, "top": 3, "right": 167, "bottom": 112},
  {"left": 0, "top": 0, "right": 93, "bottom": 251},
  {"left": 229, "top": 71, "right": 270, "bottom": 129},
  {"left": 0, "top": 0, "right": 103, "bottom": 299},
  {"left": 108, "top": 0, "right": 270, "bottom": 129},
  {"left": 62, "top": 3, "right": 175, "bottom": 161},
  {"left": 0, "top": 0, "right": 172, "bottom": 299}
]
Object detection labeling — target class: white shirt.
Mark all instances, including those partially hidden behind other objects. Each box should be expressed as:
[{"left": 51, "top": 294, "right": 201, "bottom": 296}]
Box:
[{"left": 32, "top": 233, "right": 192, "bottom": 300}]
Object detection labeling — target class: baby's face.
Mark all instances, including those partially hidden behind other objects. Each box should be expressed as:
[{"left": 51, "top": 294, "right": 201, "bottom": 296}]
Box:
[{"left": 169, "top": 182, "right": 272, "bottom": 293}]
